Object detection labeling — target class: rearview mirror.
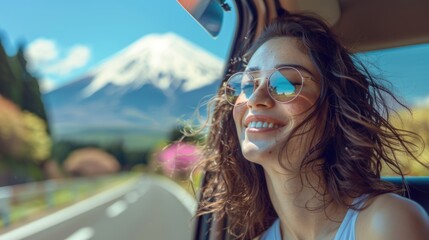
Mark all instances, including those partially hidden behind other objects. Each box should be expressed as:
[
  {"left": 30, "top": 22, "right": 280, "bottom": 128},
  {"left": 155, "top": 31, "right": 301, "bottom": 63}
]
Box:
[{"left": 177, "top": 0, "right": 224, "bottom": 38}]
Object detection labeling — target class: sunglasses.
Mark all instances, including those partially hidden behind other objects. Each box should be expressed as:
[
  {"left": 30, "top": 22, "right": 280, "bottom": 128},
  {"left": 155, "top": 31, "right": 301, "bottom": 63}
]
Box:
[{"left": 223, "top": 66, "right": 313, "bottom": 106}]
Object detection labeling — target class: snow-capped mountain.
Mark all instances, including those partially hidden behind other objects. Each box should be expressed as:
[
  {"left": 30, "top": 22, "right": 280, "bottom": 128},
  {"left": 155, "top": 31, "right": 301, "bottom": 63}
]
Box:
[
  {"left": 82, "top": 33, "right": 223, "bottom": 98},
  {"left": 44, "top": 33, "right": 223, "bottom": 137}
]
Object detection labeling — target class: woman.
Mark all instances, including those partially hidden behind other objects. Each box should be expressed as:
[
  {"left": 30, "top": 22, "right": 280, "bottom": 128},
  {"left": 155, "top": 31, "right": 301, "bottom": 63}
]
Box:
[{"left": 194, "top": 13, "right": 429, "bottom": 239}]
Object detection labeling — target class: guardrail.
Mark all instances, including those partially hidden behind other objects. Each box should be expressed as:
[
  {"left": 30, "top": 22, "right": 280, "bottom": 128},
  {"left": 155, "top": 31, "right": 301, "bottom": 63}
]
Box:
[{"left": 0, "top": 173, "right": 138, "bottom": 230}]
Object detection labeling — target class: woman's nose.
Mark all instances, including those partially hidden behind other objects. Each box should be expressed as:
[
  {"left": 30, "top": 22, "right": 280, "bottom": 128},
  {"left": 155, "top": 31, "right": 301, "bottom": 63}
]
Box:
[{"left": 246, "top": 78, "right": 275, "bottom": 109}]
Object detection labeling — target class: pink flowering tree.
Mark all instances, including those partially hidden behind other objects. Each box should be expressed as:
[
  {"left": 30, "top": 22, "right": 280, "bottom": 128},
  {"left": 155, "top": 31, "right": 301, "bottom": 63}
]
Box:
[{"left": 157, "top": 143, "right": 200, "bottom": 179}]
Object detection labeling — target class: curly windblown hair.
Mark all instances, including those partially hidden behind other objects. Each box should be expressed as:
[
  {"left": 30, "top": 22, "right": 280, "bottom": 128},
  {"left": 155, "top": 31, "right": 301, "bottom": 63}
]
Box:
[{"left": 194, "top": 13, "right": 425, "bottom": 239}]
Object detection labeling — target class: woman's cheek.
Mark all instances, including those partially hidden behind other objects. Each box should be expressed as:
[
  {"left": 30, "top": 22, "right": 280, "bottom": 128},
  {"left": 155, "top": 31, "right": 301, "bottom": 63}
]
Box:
[
  {"left": 286, "top": 102, "right": 309, "bottom": 117},
  {"left": 233, "top": 104, "right": 246, "bottom": 131},
  {"left": 288, "top": 95, "right": 316, "bottom": 116}
]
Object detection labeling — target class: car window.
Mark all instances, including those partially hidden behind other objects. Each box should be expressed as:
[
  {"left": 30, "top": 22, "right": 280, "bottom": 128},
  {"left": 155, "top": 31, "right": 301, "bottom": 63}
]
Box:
[{"left": 357, "top": 43, "right": 429, "bottom": 176}]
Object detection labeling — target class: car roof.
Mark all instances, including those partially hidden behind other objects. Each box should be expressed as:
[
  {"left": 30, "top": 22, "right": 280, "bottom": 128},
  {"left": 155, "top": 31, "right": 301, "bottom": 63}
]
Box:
[{"left": 234, "top": 0, "right": 429, "bottom": 53}]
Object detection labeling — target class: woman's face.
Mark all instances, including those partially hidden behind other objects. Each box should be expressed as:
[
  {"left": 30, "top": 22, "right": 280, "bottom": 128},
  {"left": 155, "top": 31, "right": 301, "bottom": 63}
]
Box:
[{"left": 233, "top": 37, "right": 321, "bottom": 169}]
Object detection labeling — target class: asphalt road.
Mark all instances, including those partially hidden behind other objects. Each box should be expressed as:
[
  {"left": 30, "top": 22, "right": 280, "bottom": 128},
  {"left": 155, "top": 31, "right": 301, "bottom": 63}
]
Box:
[{"left": 0, "top": 176, "right": 197, "bottom": 240}]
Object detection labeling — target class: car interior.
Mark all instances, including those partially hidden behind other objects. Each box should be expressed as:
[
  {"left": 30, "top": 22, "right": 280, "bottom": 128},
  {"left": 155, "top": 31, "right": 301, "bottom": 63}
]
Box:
[{"left": 178, "top": 0, "right": 429, "bottom": 239}]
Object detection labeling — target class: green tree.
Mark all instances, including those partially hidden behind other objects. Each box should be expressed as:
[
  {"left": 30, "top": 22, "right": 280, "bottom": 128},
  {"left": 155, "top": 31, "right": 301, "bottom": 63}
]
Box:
[
  {"left": 22, "top": 111, "right": 52, "bottom": 163},
  {"left": 0, "top": 40, "right": 21, "bottom": 105},
  {"left": 105, "top": 140, "right": 127, "bottom": 170},
  {"left": 9, "top": 45, "right": 50, "bottom": 131},
  {"left": 0, "top": 97, "right": 46, "bottom": 185},
  {"left": 0, "top": 96, "right": 27, "bottom": 159},
  {"left": 125, "top": 148, "right": 152, "bottom": 170},
  {"left": 168, "top": 124, "right": 204, "bottom": 143},
  {"left": 52, "top": 140, "right": 101, "bottom": 165}
]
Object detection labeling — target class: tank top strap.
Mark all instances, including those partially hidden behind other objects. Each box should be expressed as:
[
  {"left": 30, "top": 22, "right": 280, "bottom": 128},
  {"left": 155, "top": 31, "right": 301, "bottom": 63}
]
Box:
[
  {"left": 333, "top": 195, "right": 368, "bottom": 240},
  {"left": 260, "top": 218, "right": 281, "bottom": 240}
]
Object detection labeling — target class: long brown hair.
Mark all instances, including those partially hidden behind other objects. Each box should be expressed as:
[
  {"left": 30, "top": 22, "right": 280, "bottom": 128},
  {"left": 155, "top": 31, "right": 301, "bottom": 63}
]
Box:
[{"left": 193, "top": 13, "right": 426, "bottom": 239}]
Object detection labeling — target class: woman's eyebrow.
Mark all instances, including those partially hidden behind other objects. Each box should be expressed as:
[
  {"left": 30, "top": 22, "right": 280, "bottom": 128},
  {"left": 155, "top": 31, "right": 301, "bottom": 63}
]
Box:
[
  {"left": 275, "top": 64, "right": 316, "bottom": 77},
  {"left": 245, "top": 64, "right": 316, "bottom": 78}
]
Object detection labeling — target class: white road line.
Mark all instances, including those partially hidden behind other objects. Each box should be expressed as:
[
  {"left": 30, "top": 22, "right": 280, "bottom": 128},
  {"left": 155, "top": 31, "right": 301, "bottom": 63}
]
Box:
[
  {"left": 0, "top": 179, "right": 138, "bottom": 240},
  {"left": 106, "top": 200, "right": 127, "bottom": 218},
  {"left": 138, "top": 181, "right": 149, "bottom": 196},
  {"left": 152, "top": 177, "right": 197, "bottom": 215},
  {"left": 125, "top": 191, "right": 139, "bottom": 203},
  {"left": 65, "top": 227, "right": 95, "bottom": 240}
]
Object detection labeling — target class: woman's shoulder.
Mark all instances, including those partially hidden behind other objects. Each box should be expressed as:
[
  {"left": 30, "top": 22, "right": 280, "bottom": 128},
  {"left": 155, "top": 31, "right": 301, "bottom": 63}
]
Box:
[{"left": 357, "top": 193, "right": 429, "bottom": 240}]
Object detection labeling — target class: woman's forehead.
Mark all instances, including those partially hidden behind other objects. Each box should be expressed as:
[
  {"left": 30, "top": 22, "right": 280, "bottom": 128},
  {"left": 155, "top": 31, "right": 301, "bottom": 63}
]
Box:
[{"left": 246, "top": 37, "right": 320, "bottom": 78}]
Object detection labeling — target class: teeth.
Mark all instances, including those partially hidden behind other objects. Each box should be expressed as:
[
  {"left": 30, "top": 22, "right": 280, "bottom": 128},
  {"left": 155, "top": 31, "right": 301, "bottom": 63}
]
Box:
[{"left": 247, "top": 121, "right": 280, "bottom": 129}]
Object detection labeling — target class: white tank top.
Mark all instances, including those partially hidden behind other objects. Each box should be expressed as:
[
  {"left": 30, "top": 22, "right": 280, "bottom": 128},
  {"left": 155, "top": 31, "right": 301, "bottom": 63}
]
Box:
[{"left": 260, "top": 195, "right": 367, "bottom": 240}]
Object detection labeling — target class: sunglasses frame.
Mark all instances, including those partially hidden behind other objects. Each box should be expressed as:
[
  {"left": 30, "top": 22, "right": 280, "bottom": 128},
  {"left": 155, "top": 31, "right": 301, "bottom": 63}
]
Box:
[{"left": 224, "top": 66, "right": 312, "bottom": 106}]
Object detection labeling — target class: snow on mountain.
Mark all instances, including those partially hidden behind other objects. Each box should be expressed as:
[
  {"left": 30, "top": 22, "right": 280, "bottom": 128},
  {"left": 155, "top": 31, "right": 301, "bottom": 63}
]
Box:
[
  {"left": 44, "top": 33, "right": 224, "bottom": 138},
  {"left": 81, "top": 33, "right": 223, "bottom": 97}
]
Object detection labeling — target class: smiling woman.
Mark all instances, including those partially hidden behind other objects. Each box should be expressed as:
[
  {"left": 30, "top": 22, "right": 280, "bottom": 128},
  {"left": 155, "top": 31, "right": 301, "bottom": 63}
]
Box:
[{"left": 193, "top": 13, "right": 429, "bottom": 240}]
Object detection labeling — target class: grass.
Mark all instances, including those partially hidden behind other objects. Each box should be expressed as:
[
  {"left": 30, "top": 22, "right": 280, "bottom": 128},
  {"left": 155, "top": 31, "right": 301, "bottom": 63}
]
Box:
[
  {"left": 0, "top": 173, "right": 140, "bottom": 231},
  {"left": 54, "top": 127, "right": 170, "bottom": 150}
]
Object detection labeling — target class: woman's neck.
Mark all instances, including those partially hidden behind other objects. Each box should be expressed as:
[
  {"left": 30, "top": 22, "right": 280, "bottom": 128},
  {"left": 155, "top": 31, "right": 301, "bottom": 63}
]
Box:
[{"left": 263, "top": 167, "right": 349, "bottom": 240}]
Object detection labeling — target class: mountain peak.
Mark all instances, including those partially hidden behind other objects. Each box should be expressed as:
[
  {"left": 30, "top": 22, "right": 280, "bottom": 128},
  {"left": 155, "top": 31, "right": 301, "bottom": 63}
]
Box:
[
  {"left": 81, "top": 33, "right": 223, "bottom": 97},
  {"left": 128, "top": 33, "right": 186, "bottom": 53}
]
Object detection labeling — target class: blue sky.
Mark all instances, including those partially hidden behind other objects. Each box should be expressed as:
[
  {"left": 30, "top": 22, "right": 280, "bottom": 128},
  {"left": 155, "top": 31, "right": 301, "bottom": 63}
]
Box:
[
  {"left": 357, "top": 43, "right": 429, "bottom": 106},
  {"left": 0, "top": 0, "right": 236, "bottom": 91},
  {"left": 0, "top": 0, "right": 428, "bottom": 106}
]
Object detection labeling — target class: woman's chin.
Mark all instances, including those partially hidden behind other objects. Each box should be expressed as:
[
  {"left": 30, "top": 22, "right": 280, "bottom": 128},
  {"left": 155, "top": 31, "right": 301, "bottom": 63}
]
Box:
[{"left": 241, "top": 140, "right": 278, "bottom": 164}]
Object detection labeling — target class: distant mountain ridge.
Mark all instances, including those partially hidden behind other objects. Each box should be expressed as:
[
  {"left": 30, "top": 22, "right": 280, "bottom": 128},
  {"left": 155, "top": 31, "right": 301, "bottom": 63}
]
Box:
[{"left": 43, "top": 33, "right": 223, "bottom": 138}]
